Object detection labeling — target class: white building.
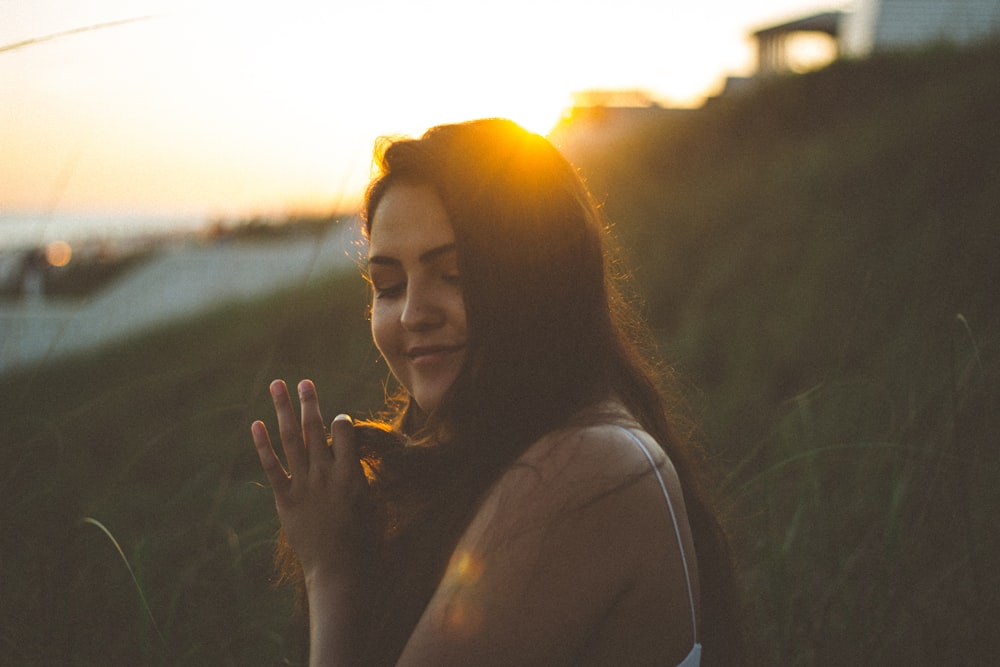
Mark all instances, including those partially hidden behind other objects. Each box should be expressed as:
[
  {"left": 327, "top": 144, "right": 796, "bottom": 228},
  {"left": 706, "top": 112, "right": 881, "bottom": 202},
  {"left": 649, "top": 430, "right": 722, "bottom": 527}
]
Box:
[
  {"left": 842, "top": 0, "right": 1000, "bottom": 56},
  {"left": 752, "top": 0, "right": 1000, "bottom": 77}
]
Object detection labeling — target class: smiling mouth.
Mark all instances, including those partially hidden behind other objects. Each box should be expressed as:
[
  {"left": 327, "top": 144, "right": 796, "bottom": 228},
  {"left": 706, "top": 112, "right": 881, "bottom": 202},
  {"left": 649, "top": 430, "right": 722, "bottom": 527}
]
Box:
[{"left": 406, "top": 344, "right": 466, "bottom": 362}]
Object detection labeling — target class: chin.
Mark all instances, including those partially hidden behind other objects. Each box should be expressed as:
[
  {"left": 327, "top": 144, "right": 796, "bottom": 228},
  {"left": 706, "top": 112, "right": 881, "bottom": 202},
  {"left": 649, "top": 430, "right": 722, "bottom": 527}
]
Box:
[
  {"left": 411, "top": 382, "right": 454, "bottom": 415},
  {"left": 413, "top": 394, "right": 443, "bottom": 415}
]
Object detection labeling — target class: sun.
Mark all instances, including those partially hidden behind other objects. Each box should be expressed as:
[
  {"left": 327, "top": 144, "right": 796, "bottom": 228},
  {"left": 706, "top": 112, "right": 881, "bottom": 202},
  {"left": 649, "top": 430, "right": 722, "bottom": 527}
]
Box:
[
  {"left": 496, "top": 94, "right": 573, "bottom": 137},
  {"left": 381, "top": 85, "right": 573, "bottom": 141},
  {"left": 2, "top": 2, "right": 668, "bottom": 219}
]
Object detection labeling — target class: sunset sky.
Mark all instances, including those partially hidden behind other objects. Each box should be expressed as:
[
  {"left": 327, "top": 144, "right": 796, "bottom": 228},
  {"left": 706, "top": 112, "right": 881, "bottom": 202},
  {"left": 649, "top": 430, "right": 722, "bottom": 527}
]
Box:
[{"left": 1, "top": 0, "right": 843, "bottom": 226}]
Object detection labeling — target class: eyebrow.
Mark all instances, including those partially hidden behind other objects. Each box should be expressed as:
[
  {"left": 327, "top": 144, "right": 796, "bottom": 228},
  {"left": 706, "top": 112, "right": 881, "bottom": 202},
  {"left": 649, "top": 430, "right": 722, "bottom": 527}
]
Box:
[{"left": 368, "top": 242, "right": 457, "bottom": 267}]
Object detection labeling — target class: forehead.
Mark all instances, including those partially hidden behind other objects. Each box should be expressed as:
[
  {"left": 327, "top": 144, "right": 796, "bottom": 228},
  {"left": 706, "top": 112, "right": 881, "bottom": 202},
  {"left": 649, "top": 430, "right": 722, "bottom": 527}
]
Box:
[{"left": 368, "top": 184, "right": 454, "bottom": 257}]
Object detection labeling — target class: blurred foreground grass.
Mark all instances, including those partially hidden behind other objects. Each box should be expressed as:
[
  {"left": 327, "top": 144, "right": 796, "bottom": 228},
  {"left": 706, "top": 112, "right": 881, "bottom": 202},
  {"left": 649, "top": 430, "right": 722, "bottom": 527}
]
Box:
[
  {"left": 3, "top": 42, "right": 999, "bottom": 665},
  {"left": 1, "top": 267, "right": 384, "bottom": 665}
]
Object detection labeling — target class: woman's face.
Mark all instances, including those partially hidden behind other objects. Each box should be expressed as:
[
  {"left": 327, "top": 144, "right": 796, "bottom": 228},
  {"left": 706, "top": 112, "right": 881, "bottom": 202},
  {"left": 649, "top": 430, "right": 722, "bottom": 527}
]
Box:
[{"left": 368, "top": 183, "right": 468, "bottom": 414}]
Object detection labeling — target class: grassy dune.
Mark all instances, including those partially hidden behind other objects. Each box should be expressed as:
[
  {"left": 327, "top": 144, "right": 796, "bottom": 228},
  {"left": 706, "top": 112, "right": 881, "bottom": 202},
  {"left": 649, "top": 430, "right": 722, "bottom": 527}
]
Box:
[
  {"left": 2, "top": 42, "right": 999, "bottom": 665},
  {"left": 562, "top": 41, "right": 1000, "bottom": 664}
]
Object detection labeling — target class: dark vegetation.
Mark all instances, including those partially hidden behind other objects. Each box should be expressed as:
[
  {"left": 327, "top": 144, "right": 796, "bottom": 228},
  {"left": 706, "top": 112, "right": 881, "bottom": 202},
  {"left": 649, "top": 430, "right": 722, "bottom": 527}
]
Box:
[
  {"left": 561, "top": 41, "right": 1000, "bottom": 665},
  {"left": 2, "top": 42, "right": 998, "bottom": 665},
  {"left": 1, "top": 266, "right": 382, "bottom": 665}
]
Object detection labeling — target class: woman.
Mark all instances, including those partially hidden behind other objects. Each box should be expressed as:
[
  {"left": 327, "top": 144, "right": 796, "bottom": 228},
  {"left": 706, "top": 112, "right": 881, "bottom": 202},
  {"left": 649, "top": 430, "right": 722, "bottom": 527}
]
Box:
[{"left": 251, "top": 119, "right": 743, "bottom": 665}]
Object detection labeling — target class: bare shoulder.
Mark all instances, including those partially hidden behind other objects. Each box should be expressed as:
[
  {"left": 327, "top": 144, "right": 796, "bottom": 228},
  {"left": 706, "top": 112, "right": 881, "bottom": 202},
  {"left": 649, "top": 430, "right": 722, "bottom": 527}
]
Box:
[
  {"left": 397, "top": 413, "right": 699, "bottom": 665},
  {"left": 490, "top": 418, "right": 676, "bottom": 522},
  {"left": 519, "top": 418, "right": 669, "bottom": 476}
]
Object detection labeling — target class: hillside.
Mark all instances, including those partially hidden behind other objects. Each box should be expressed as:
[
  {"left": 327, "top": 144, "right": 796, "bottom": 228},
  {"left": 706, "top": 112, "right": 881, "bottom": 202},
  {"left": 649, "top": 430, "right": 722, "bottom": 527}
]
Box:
[
  {"left": 556, "top": 40, "right": 1000, "bottom": 663},
  {"left": 2, "top": 42, "right": 999, "bottom": 665}
]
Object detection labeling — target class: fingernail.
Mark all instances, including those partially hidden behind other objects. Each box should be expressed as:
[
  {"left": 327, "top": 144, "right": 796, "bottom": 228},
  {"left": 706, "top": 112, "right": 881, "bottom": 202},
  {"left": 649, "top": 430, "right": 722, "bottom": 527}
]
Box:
[
  {"left": 333, "top": 413, "right": 352, "bottom": 424},
  {"left": 298, "top": 380, "right": 314, "bottom": 398},
  {"left": 270, "top": 380, "right": 286, "bottom": 397}
]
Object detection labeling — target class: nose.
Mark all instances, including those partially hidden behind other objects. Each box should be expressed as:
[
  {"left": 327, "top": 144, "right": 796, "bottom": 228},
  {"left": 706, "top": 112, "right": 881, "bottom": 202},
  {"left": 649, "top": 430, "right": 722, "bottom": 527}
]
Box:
[{"left": 400, "top": 281, "right": 445, "bottom": 332}]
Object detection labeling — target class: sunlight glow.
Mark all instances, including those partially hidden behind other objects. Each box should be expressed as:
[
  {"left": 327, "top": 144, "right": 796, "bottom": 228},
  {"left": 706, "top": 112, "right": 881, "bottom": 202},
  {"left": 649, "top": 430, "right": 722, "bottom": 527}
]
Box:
[
  {"left": 452, "top": 550, "right": 485, "bottom": 584},
  {"left": 1, "top": 0, "right": 842, "bottom": 229},
  {"left": 786, "top": 33, "right": 839, "bottom": 72}
]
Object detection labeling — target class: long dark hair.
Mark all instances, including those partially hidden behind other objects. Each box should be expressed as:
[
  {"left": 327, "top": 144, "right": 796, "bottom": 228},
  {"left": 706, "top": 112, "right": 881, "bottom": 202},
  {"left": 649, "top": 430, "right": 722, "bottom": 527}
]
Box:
[{"left": 283, "top": 119, "right": 745, "bottom": 665}]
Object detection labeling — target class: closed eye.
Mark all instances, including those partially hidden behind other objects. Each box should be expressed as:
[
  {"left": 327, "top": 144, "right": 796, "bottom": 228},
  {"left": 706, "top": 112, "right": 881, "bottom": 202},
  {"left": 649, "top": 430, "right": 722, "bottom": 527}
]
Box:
[{"left": 373, "top": 282, "right": 405, "bottom": 299}]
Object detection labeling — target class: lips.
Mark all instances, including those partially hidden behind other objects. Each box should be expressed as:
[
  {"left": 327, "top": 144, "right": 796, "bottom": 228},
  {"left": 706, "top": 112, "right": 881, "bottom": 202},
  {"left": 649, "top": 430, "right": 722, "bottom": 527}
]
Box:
[{"left": 406, "top": 344, "right": 466, "bottom": 364}]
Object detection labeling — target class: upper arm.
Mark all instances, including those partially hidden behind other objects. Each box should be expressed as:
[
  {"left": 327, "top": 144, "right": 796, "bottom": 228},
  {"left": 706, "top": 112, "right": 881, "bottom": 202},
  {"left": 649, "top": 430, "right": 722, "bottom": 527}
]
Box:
[{"left": 395, "top": 425, "right": 680, "bottom": 666}]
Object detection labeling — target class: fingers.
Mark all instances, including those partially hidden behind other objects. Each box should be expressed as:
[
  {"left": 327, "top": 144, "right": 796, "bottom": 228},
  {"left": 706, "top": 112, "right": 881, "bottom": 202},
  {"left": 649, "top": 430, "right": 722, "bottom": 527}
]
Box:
[
  {"left": 251, "top": 420, "right": 290, "bottom": 496},
  {"left": 330, "top": 414, "right": 357, "bottom": 483},
  {"left": 270, "top": 379, "right": 309, "bottom": 478},
  {"left": 297, "top": 380, "right": 330, "bottom": 467},
  {"left": 256, "top": 379, "right": 352, "bottom": 492}
]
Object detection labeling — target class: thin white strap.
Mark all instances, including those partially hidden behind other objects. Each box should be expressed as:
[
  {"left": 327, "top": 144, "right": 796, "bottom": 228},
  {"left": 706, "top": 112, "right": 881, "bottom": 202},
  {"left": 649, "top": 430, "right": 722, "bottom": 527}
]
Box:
[{"left": 616, "top": 426, "right": 698, "bottom": 644}]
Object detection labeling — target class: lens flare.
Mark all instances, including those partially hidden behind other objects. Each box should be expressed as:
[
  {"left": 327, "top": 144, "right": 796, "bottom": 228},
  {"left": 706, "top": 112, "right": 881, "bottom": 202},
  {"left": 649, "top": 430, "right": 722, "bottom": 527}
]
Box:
[{"left": 45, "top": 240, "right": 72, "bottom": 267}]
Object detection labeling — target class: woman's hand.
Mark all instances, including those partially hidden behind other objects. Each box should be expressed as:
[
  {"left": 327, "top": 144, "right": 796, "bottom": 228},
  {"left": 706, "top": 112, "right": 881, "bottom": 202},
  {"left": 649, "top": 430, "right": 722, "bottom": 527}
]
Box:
[
  {"left": 250, "top": 379, "right": 371, "bottom": 584},
  {"left": 253, "top": 379, "right": 375, "bottom": 664}
]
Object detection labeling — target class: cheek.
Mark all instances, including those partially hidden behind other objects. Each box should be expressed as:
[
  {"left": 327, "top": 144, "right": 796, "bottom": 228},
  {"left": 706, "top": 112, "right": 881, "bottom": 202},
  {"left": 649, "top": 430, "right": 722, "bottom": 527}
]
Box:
[
  {"left": 448, "top": 292, "right": 468, "bottom": 329},
  {"left": 370, "top": 303, "right": 391, "bottom": 351}
]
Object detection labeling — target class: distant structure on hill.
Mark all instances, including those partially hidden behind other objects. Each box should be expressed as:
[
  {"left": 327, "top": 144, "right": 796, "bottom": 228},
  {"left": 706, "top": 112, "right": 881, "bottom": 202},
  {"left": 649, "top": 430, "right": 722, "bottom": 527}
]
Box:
[
  {"left": 754, "top": 11, "right": 843, "bottom": 76},
  {"left": 842, "top": 0, "right": 1000, "bottom": 56},
  {"left": 753, "top": 0, "right": 1000, "bottom": 77},
  {"left": 547, "top": 91, "right": 694, "bottom": 156},
  {"left": 551, "top": 0, "right": 1000, "bottom": 145}
]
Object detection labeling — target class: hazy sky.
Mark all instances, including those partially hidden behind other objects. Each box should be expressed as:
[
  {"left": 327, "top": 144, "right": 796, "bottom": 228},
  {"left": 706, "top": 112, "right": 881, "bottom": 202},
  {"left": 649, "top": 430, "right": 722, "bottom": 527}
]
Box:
[{"left": 1, "top": 0, "right": 844, "bottom": 221}]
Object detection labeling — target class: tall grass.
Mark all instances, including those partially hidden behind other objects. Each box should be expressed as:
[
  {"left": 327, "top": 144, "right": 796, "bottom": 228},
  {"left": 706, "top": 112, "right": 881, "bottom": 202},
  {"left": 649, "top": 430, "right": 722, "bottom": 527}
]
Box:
[
  {"left": 560, "top": 40, "right": 1000, "bottom": 664},
  {"left": 728, "top": 321, "right": 998, "bottom": 664},
  {"left": 1, "top": 257, "right": 384, "bottom": 665},
  {"left": 2, "top": 42, "right": 999, "bottom": 665}
]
